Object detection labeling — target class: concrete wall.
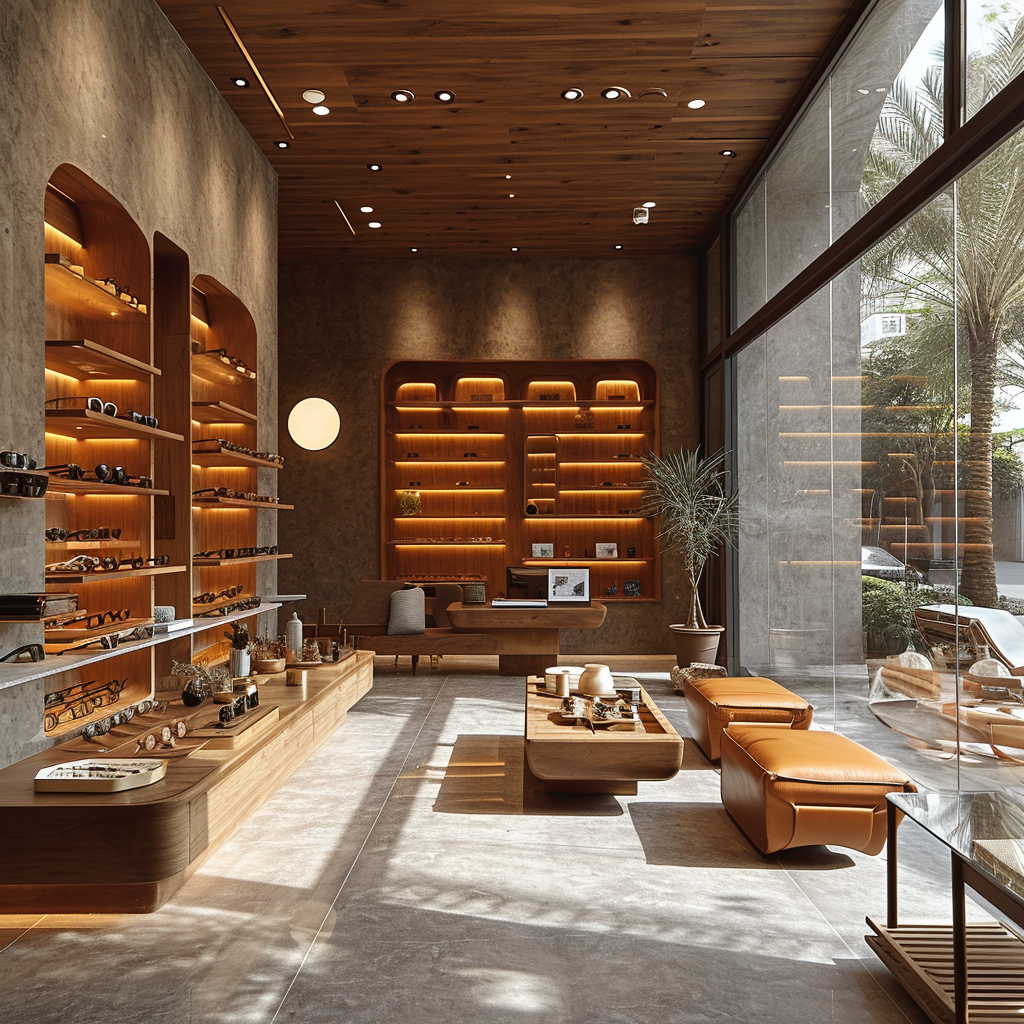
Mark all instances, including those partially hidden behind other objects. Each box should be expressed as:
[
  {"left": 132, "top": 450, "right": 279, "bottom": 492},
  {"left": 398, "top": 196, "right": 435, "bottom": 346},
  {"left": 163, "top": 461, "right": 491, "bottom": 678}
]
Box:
[
  {"left": 276, "top": 257, "right": 700, "bottom": 655},
  {"left": 0, "top": 0, "right": 277, "bottom": 767}
]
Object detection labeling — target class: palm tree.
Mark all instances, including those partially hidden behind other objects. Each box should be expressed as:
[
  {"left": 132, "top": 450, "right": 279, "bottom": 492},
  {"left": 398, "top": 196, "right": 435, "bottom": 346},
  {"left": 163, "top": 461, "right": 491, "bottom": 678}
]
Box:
[{"left": 862, "top": 18, "right": 1024, "bottom": 607}]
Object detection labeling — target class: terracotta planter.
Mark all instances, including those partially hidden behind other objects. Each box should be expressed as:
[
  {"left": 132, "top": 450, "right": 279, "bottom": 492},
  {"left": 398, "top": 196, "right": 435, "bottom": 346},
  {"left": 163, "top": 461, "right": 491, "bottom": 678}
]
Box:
[{"left": 669, "top": 624, "right": 724, "bottom": 667}]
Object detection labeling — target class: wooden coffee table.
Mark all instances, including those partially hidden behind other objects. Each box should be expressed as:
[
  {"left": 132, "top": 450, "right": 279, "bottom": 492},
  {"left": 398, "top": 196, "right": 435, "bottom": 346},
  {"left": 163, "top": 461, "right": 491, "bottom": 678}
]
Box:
[
  {"left": 446, "top": 601, "right": 607, "bottom": 675},
  {"left": 524, "top": 679, "right": 683, "bottom": 794}
]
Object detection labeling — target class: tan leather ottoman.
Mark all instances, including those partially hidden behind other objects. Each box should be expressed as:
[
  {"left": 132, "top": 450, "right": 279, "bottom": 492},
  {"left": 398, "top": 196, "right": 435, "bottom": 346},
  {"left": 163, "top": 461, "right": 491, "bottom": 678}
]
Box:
[
  {"left": 720, "top": 724, "right": 916, "bottom": 855},
  {"left": 682, "top": 675, "right": 813, "bottom": 761}
]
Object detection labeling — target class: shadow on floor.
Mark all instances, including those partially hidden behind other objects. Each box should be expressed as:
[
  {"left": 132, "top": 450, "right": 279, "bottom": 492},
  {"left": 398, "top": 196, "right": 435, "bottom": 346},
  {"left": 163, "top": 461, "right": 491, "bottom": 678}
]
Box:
[
  {"left": 629, "top": 801, "right": 856, "bottom": 871},
  {"left": 431, "top": 733, "right": 623, "bottom": 816}
]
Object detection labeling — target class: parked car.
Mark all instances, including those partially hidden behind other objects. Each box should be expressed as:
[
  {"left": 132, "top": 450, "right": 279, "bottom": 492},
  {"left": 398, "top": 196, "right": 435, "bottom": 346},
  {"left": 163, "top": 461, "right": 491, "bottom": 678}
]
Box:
[{"left": 861, "top": 545, "right": 924, "bottom": 584}]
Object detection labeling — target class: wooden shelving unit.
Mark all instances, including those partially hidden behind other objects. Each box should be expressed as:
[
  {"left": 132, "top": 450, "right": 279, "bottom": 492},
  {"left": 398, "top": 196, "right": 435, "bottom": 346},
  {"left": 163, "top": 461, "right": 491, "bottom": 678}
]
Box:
[
  {"left": 193, "top": 553, "right": 292, "bottom": 566},
  {"left": 43, "top": 409, "right": 184, "bottom": 442},
  {"left": 190, "top": 351, "right": 256, "bottom": 388},
  {"left": 45, "top": 339, "right": 160, "bottom": 381},
  {"left": 44, "top": 477, "right": 170, "bottom": 497},
  {"left": 192, "top": 497, "right": 293, "bottom": 510},
  {"left": 382, "top": 360, "right": 660, "bottom": 601},
  {"left": 191, "top": 400, "right": 257, "bottom": 424},
  {"left": 191, "top": 447, "right": 282, "bottom": 470},
  {"left": 43, "top": 256, "right": 147, "bottom": 319},
  {"left": 44, "top": 564, "right": 185, "bottom": 584}
]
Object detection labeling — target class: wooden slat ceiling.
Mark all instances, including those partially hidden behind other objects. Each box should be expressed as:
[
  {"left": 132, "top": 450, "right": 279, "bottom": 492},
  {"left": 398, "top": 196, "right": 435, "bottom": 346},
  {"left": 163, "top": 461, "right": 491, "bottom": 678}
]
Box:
[{"left": 156, "top": 0, "right": 857, "bottom": 259}]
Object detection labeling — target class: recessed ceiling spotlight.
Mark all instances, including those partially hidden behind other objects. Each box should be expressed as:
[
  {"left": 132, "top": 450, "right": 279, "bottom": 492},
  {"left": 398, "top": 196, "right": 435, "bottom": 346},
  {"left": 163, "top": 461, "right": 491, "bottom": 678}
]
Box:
[
  {"left": 687, "top": 98, "right": 706, "bottom": 109},
  {"left": 391, "top": 89, "right": 415, "bottom": 103},
  {"left": 639, "top": 87, "right": 669, "bottom": 99},
  {"left": 508, "top": 193, "right": 515, "bottom": 198},
  {"left": 360, "top": 206, "right": 374, "bottom": 213},
  {"left": 642, "top": 201, "right": 656, "bottom": 208},
  {"left": 505, "top": 174, "right": 512, "bottom": 179},
  {"left": 434, "top": 90, "right": 455, "bottom": 103},
  {"left": 410, "top": 247, "right": 418, "bottom": 252},
  {"left": 231, "top": 77, "right": 250, "bottom": 88},
  {"left": 601, "top": 87, "right": 632, "bottom": 100},
  {"left": 367, "top": 164, "right": 383, "bottom": 171},
  {"left": 561, "top": 87, "right": 584, "bottom": 101},
  {"left": 368, "top": 221, "right": 382, "bottom": 228},
  {"left": 857, "top": 88, "right": 870, "bottom": 95},
  {"left": 511, "top": 247, "right": 519, "bottom": 252},
  {"left": 614, "top": 244, "right": 623, "bottom": 250},
  {"left": 302, "top": 89, "right": 326, "bottom": 104},
  {"left": 720, "top": 149, "right": 737, "bottom": 157},
  {"left": 312, "top": 105, "right": 330, "bottom": 115},
  {"left": 274, "top": 141, "right": 290, "bottom": 149}
]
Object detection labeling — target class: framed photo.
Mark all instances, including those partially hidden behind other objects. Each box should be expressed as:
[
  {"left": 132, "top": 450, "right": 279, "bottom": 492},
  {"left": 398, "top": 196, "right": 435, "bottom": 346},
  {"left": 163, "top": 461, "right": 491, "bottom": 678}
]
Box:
[
  {"left": 548, "top": 566, "right": 590, "bottom": 603},
  {"left": 595, "top": 542, "right": 618, "bottom": 559},
  {"left": 532, "top": 543, "right": 554, "bottom": 558}
]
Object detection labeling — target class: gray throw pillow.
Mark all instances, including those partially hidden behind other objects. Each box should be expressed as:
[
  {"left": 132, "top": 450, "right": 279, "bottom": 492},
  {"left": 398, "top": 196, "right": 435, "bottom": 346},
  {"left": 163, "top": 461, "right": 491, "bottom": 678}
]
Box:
[{"left": 388, "top": 587, "right": 425, "bottom": 635}]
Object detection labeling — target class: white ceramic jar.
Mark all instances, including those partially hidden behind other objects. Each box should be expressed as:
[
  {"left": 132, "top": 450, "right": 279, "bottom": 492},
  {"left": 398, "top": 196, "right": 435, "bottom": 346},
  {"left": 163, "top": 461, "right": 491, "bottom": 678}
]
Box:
[{"left": 577, "top": 663, "right": 617, "bottom": 698}]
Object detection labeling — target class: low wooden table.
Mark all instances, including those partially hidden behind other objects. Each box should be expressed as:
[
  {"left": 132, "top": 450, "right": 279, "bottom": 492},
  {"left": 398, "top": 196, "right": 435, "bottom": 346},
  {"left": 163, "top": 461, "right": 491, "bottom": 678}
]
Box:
[
  {"left": 446, "top": 601, "right": 607, "bottom": 675},
  {"left": 524, "top": 679, "right": 683, "bottom": 794}
]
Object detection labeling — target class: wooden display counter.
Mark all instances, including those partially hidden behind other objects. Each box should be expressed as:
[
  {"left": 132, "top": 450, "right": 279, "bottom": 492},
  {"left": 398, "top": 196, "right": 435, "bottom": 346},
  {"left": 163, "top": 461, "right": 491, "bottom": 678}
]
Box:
[{"left": 0, "top": 651, "right": 373, "bottom": 914}]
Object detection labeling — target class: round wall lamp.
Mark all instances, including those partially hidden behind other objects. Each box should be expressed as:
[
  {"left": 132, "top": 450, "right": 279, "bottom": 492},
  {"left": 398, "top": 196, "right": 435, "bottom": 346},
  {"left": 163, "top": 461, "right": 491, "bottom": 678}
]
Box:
[
  {"left": 391, "top": 89, "right": 415, "bottom": 103},
  {"left": 287, "top": 398, "right": 340, "bottom": 451}
]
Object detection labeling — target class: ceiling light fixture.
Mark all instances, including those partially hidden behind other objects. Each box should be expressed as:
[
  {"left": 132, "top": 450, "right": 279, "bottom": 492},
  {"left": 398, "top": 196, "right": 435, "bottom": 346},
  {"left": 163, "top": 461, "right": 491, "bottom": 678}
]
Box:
[
  {"left": 508, "top": 193, "right": 515, "bottom": 198},
  {"left": 505, "top": 174, "right": 512, "bottom": 180},
  {"left": 639, "top": 87, "right": 668, "bottom": 99},
  {"left": 434, "top": 90, "right": 455, "bottom": 103},
  {"left": 601, "top": 87, "right": 631, "bottom": 100},
  {"left": 391, "top": 89, "right": 415, "bottom": 103},
  {"left": 312, "top": 104, "right": 330, "bottom": 115},
  {"left": 368, "top": 221, "right": 382, "bottom": 229},
  {"left": 274, "top": 140, "right": 290, "bottom": 149},
  {"left": 360, "top": 206, "right": 374, "bottom": 213},
  {"left": 642, "top": 201, "right": 656, "bottom": 208},
  {"left": 367, "top": 164, "right": 383, "bottom": 171},
  {"left": 561, "top": 88, "right": 584, "bottom": 101},
  {"left": 410, "top": 248, "right": 418, "bottom": 253},
  {"left": 302, "top": 89, "right": 326, "bottom": 104},
  {"left": 614, "top": 244, "right": 623, "bottom": 250},
  {"left": 511, "top": 247, "right": 519, "bottom": 252},
  {"left": 686, "top": 98, "right": 706, "bottom": 109},
  {"left": 231, "top": 77, "right": 250, "bottom": 88},
  {"left": 720, "top": 149, "right": 737, "bottom": 157}
]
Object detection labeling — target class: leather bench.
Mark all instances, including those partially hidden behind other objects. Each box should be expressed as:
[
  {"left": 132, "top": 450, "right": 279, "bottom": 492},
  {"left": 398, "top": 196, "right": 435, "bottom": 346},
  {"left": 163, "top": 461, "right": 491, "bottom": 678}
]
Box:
[
  {"left": 720, "top": 724, "right": 916, "bottom": 855},
  {"left": 681, "top": 675, "right": 813, "bottom": 761}
]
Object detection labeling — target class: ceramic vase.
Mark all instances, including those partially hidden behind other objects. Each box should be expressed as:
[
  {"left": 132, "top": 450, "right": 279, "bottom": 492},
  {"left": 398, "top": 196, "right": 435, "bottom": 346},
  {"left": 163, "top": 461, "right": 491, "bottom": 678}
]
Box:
[
  {"left": 577, "top": 663, "right": 617, "bottom": 698},
  {"left": 229, "top": 648, "right": 251, "bottom": 678}
]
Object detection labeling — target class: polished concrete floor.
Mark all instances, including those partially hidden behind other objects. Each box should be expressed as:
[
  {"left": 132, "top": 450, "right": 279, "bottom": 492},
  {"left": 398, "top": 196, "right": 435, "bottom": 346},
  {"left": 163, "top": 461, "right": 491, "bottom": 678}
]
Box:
[{"left": 0, "top": 656, "right": 1002, "bottom": 1023}]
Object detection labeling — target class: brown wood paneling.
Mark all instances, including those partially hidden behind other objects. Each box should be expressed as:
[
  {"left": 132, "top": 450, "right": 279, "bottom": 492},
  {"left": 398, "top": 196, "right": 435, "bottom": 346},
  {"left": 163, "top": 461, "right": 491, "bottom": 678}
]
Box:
[{"left": 155, "top": 0, "right": 857, "bottom": 258}]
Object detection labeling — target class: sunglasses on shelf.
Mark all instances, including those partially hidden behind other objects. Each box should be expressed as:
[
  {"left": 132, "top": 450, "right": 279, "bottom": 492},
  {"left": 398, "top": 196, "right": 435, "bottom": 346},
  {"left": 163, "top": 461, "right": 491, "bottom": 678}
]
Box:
[
  {"left": 80, "top": 698, "right": 159, "bottom": 740},
  {"left": 44, "top": 678, "right": 127, "bottom": 730},
  {"left": 0, "top": 450, "right": 37, "bottom": 470},
  {"left": 146, "top": 555, "right": 170, "bottom": 566},
  {"left": 45, "top": 396, "right": 118, "bottom": 417},
  {"left": 0, "top": 470, "right": 48, "bottom": 497},
  {"left": 45, "top": 527, "right": 123, "bottom": 542},
  {"left": 135, "top": 718, "right": 187, "bottom": 753},
  {"left": 56, "top": 608, "right": 131, "bottom": 630},
  {"left": 202, "top": 348, "right": 257, "bottom": 379},
  {"left": 94, "top": 464, "right": 128, "bottom": 485},
  {"left": 0, "top": 643, "right": 45, "bottom": 664},
  {"left": 193, "top": 438, "right": 285, "bottom": 464},
  {"left": 42, "top": 463, "right": 85, "bottom": 480},
  {"left": 47, "top": 555, "right": 143, "bottom": 573},
  {"left": 193, "top": 584, "right": 244, "bottom": 604},
  {"left": 197, "top": 594, "right": 261, "bottom": 617},
  {"left": 119, "top": 409, "right": 159, "bottom": 429}
]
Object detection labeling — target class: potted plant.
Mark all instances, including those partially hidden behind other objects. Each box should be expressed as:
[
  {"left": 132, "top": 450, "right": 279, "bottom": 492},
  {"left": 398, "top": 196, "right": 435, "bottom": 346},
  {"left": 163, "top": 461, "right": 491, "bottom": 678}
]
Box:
[{"left": 640, "top": 446, "right": 739, "bottom": 666}]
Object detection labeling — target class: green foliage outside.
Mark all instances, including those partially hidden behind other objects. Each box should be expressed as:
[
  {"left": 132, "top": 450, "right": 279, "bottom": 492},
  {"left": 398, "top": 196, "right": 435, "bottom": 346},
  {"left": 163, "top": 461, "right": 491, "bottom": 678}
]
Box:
[{"left": 862, "top": 576, "right": 972, "bottom": 657}]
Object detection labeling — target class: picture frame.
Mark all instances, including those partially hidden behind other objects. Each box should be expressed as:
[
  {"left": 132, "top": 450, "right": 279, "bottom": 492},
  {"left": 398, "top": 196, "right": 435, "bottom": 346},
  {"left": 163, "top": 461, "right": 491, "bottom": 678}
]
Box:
[
  {"left": 532, "top": 543, "right": 554, "bottom": 558},
  {"left": 595, "top": 542, "right": 618, "bottom": 559},
  {"left": 548, "top": 567, "right": 590, "bottom": 603}
]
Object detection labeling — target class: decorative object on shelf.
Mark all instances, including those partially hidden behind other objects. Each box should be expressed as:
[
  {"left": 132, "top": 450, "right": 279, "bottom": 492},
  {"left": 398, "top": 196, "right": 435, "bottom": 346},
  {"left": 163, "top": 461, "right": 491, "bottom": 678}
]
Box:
[
  {"left": 532, "top": 543, "right": 554, "bottom": 558},
  {"left": 34, "top": 758, "right": 167, "bottom": 794},
  {"left": 577, "top": 663, "right": 618, "bottom": 698},
  {"left": 573, "top": 408, "right": 595, "bottom": 429},
  {"left": 525, "top": 502, "right": 539, "bottom": 515},
  {"left": 624, "top": 579, "right": 642, "bottom": 597},
  {"left": 253, "top": 632, "right": 287, "bottom": 673},
  {"left": 627, "top": 546, "right": 636, "bottom": 558},
  {"left": 173, "top": 660, "right": 220, "bottom": 706},
  {"left": 286, "top": 612, "right": 304, "bottom": 661},
  {"left": 640, "top": 447, "right": 738, "bottom": 664},
  {"left": 287, "top": 397, "right": 340, "bottom": 451},
  {"left": 550, "top": 668, "right": 571, "bottom": 697},
  {"left": 225, "top": 622, "right": 254, "bottom": 678},
  {"left": 563, "top": 544, "right": 571, "bottom": 558},
  {"left": 605, "top": 585, "right": 618, "bottom": 597},
  {"left": 301, "top": 638, "right": 323, "bottom": 663},
  {"left": 398, "top": 489, "right": 421, "bottom": 516},
  {"left": 462, "top": 582, "right": 486, "bottom": 604},
  {"left": 0, "top": 468, "right": 48, "bottom": 498},
  {"left": 595, "top": 542, "right": 618, "bottom": 559}
]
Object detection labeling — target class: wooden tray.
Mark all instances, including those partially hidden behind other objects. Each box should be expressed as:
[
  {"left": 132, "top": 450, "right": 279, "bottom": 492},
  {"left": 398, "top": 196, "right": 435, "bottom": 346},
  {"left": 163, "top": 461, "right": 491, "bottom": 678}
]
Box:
[{"left": 187, "top": 703, "right": 280, "bottom": 749}]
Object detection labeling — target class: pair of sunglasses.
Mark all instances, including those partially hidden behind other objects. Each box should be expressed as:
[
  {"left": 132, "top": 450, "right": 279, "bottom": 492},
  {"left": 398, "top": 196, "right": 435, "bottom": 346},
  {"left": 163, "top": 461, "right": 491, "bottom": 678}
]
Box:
[
  {"left": 0, "top": 450, "right": 37, "bottom": 470},
  {"left": 197, "top": 595, "right": 262, "bottom": 617},
  {"left": 0, "top": 643, "right": 45, "bottom": 664},
  {"left": 0, "top": 470, "right": 48, "bottom": 497},
  {"left": 195, "top": 545, "right": 278, "bottom": 558},
  {"left": 204, "top": 348, "right": 257, "bottom": 379},
  {"left": 193, "top": 438, "right": 284, "bottom": 464},
  {"left": 58, "top": 608, "right": 131, "bottom": 630},
  {"left": 43, "top": 677, "right": 127, "bottom": 730},
  {"left": 45, "top": 396, "right": 118, "bottom": 417}
]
